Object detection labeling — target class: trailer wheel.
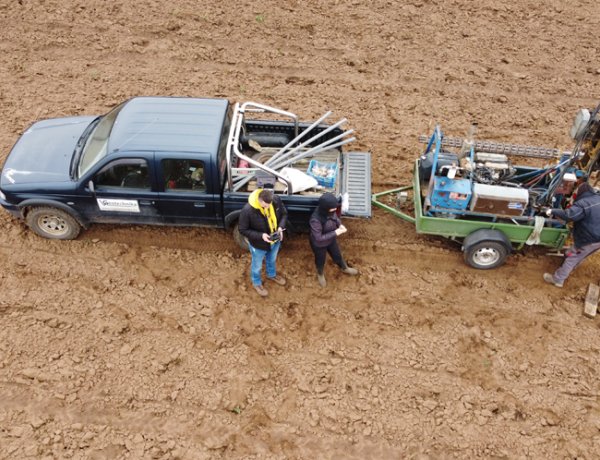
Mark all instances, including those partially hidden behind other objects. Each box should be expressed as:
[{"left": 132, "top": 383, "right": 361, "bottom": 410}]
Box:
[
  {"left": 232, "top": 221, "right": 249, "bottom": 251},
  {"left": 464, "top": 240, "right": 508, "bottom": 270}
]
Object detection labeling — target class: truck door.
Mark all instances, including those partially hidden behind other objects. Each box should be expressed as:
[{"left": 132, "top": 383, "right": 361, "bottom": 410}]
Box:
[
  {"left": 155, "top": 153, "right": 220, "bottom": 226},
  {"left": 78, "top": 156, "right": 162, "bottom": 224}
]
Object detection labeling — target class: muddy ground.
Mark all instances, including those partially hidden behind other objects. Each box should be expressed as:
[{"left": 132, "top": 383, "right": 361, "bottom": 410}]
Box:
[{"left": 1, "top": 0, "right": 600, "bottom": 458}]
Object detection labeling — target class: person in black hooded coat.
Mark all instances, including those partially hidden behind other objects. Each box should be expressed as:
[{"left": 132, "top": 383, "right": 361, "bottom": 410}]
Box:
[
  {"left": 309, "top": 193, "right": 358, "bottom": 287},
  {"left": 543, "top": 182, "right": 600, "bottom": 288}
]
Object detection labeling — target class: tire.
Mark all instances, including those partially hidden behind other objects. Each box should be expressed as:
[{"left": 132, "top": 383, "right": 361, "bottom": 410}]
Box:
[
  {"left": 251, "top": 151, "right": 275, "bottom": 164},
  {"left": 26, "top": 207, "right": 81, "bottom": 240},
  {"left": 232, "top": 221, "right": 249, "bottom": 250},
  {"left": 464, "top": 240, "right": 508, "bottom": 270}
]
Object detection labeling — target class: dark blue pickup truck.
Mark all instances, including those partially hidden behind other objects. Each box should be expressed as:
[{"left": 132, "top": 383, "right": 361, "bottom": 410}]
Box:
[{"left": 0, "top": 97, "right": 371, "bottom": 243}]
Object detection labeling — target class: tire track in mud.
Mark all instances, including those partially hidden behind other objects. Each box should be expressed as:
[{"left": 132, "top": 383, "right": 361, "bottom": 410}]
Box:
[
  {"left": 0, "top": 212, "right": 559, "bottom": 300},
  {"left": 82, "top": 225, "right": 241, "bottom": 253},
  {"left": 0, "top": 386, "right": 199, "bottom": 438}
]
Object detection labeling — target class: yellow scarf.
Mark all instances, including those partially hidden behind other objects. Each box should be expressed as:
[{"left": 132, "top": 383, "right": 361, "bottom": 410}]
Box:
[{"left": 248, "top": 189, "right": 278, "bottom": 235}]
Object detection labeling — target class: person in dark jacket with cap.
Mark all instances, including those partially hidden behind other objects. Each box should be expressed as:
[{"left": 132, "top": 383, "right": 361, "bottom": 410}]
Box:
[
  {"left": 309, "top": 192, "right": 358, "bottom": 287},
  {"left": 239, "top": 188, "right": 288, "bottom": 297},
  {"left": 543, "top": 182, "right": 600, "bottom": 288}
]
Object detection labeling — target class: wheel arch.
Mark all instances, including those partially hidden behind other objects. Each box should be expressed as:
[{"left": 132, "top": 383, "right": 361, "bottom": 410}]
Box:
[
  {"left": 19, "top": 199, "right": 89, "bottom": 229},
  {"left": 224, "top": 209, "right": 242, "bottom": 230}
]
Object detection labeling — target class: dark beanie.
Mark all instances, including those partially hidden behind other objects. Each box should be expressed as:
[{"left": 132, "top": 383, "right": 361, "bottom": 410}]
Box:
[{"left": 317, "top": 193, "right": 339, "bottom": 216}]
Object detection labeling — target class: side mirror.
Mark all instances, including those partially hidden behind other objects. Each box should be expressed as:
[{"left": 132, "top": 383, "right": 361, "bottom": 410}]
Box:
[{"left": 88, "top": 180, "right": 95, "bottom": 193}]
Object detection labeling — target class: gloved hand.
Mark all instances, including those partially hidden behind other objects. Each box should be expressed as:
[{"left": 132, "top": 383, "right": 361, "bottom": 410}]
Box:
[
  {"left": 541, "top": 207, "right": 553, "bottom": 217},
  {"left": 335, "top": 225, "right": 347, "bottom": 236}
]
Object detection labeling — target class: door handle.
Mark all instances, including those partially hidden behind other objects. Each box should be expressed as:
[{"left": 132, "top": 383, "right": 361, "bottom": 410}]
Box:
[
  {"left": 194, "top": 202, "right": 206, "bottom": 208},
  {"left": 139, "top": 200, "right": 154, "bottom": 205}
]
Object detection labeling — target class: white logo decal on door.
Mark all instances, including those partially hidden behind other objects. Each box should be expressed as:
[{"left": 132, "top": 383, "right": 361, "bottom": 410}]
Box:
[{"left": 97, "top": 198, "right": 140, "bottom": 213}]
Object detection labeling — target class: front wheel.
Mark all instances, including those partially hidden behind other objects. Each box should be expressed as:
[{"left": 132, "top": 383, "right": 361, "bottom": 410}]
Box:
[
  {"left": 464, "top": 240, "right": 508, "bottom": 270},
  {"left": 26, "top": 207, "right": 81, "bottom": 240}
]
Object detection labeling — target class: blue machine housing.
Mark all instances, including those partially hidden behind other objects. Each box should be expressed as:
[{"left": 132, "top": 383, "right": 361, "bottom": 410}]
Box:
[
  {"left": 430, "top": 176, "right": 472, "bottom": 210},
  {"left": 423, "top": 126, "right": 473, "bottom": 213}
]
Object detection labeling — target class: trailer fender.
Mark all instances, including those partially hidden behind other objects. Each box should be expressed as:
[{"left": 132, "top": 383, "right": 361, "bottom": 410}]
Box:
[{"left": 463, "top": 229, "right": 512, "bottom": 253}]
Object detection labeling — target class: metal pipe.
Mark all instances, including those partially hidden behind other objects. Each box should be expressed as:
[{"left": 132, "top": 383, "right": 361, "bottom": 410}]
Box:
[
  {"left": 239, "top": 101, "right": 297, "bottom": 122},
  {"left": 276, "top": 137, "right": 356, "bottom": 174},
  {"left": 305, "top": 137, "right": 356, "bottom": 159},
  {"left": 232, "top": 118, "right": 350, "bottom": 191},
  {"left": 264, "top": 118, "right": 348, "bottom": 169},
  {"left": 228, "top": 102, "right": 297, "bottom": 193},
  {"left": 417, "top": 134, "right": 563, "bottom": 159},
  {"left": 227, "top": 102, "right": 356, "bottom": 194},
  {"left": 268, "top": 130, "right": 355, "bottom": 171},
  {"left": 267, "top": 111, "right": 333, "bottom": 166},
  {"left": 225, "top": 103, "right": 244, "bottom": 190},
  {"left": 232, "top": 133, "right": 355, "bottom": 191},
  {"left": 231, "top": 150, "right": 293, "bottom": 193}
]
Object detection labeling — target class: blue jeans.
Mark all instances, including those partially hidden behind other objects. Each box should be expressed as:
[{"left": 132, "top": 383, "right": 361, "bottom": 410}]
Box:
[{"left": 249, "top": 241, "right": 281, "bottom": 286}]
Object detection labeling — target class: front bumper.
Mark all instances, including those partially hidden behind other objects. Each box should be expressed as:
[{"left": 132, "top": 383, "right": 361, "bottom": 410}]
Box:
[{"left": 0, "top": 196, "right": 22, "bottom": 219}]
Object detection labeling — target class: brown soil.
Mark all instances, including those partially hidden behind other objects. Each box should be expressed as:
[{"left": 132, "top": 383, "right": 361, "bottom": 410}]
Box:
[{"left": 1, "top": 1, "right": 600, "bottom": 458}]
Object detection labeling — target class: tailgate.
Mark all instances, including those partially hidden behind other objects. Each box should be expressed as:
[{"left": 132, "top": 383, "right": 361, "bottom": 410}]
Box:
[{"left": 342, "top": 151, "right": 371, "bottom": 217}]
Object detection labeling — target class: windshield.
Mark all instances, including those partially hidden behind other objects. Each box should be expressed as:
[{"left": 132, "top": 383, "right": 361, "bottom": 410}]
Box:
[{"left": 77, "top": 102, "right": 126, "bottom": 177}]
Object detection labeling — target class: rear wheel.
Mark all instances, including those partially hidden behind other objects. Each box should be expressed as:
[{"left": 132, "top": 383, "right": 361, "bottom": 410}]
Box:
[
  {"left": 26, "top": 207, "right": 81, "bottom": 240},
  {"left": 232, "top": 221, "right": 249, "bottom": 250},
  {"left": 464, "top": 240, "right": 508, "bottom": 269}
]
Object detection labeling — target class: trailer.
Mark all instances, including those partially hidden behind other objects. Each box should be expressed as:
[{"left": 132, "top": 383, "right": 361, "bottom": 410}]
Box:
[{"left": 373, "top": 103, "right": 600, "bottom": 269}]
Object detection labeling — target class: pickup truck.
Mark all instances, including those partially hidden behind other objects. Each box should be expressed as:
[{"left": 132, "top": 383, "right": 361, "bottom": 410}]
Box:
[{"left": 0, "top": 97, "right": 371, "bottom": 244}]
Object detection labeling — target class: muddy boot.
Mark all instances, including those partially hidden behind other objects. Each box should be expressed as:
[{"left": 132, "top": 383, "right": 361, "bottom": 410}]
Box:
[
  {"left": 253, "top": 284, "right": 269, "bottom": 297},
  {"left": 341, "top": 265, "right": 358, "bottom": 275},
  {"left": 317, "top": 271, "right": 326, "bottom": 288},
  {"left": 543, "top": 272, "right": 563, "bottom": 288}
]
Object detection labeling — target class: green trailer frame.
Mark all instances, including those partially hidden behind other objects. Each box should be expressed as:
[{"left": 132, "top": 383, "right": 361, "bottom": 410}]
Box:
[{"left": 372, "top": 161, "right": 570, "bottom": 268}]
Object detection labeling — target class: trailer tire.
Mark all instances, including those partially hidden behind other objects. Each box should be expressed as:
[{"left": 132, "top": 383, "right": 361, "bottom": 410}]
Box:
[
  {"left": 232, "top": 221, "right": 249, "bottom": 251},
  {"left": 464, "top": 240, "right": 508, "bottom": 270}
]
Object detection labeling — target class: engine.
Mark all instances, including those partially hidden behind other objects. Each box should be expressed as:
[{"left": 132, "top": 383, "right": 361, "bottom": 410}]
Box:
[{"left": 461, "top": 152, "right": 515, "bottom": 185}]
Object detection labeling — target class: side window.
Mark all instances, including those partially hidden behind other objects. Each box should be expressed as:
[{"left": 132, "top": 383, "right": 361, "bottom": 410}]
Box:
[
  {"left": 95, "top": 159, "right": 150, "bottom": 190},
  {"left": 162, "top": 159, "right": 205, "bottom": 192}
]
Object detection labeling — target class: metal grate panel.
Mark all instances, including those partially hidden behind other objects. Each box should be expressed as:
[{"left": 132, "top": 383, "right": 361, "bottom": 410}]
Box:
[{"left": 342, "top": 151, "right": 371, "bottom": 217}]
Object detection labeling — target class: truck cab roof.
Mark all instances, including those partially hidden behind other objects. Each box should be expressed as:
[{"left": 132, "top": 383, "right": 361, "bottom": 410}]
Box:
[{"left": 108, "top": 97, "right": 230, "bottom": 155}]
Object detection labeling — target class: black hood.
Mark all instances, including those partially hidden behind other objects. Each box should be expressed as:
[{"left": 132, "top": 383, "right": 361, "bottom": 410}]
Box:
[
  {"left": 318, "top": 193, "right": 339, "bottom": 213},
  {"left": 311, "top": 192, "right": 339, "bottom": 224},
  {"left": 1, "top": 116, "right": 95, "bottom": 186}
]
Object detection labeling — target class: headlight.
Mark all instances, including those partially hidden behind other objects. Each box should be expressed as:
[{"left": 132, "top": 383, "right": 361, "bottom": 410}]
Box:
[{"left": 0, "top": 190, "right": 5, "bottom": 201}]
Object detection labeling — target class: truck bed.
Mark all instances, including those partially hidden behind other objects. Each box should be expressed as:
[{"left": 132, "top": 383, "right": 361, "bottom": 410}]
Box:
[{"left": 225, "top": 104, "right": 371, "bottom": 219}]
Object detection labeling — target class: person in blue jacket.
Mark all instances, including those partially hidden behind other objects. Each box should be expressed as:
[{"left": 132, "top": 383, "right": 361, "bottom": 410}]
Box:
[
  {"left": 543, "top": 182, "right": 600, "bottom": 288},
  {"left": 309, "top": 193, "right": 358, "bottom": 287}
]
